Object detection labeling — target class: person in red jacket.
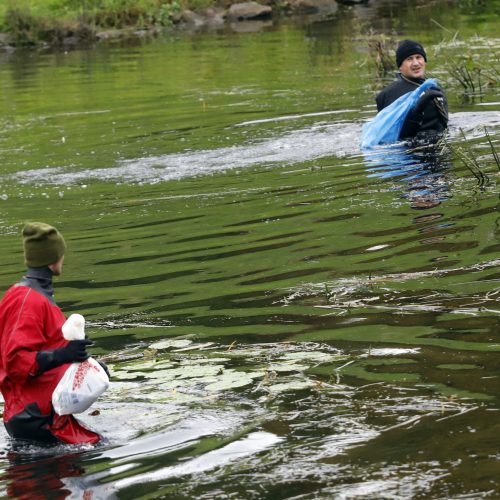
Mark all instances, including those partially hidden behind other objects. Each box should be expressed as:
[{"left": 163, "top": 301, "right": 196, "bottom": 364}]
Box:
[{"left": 0, "top": 222, "right": 101, "bottom": 445}]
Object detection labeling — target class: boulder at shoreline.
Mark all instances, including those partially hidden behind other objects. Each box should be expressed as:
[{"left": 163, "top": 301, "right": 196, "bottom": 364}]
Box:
[{"left": 227, "top": 2, "right": 273, "bottom": 20}]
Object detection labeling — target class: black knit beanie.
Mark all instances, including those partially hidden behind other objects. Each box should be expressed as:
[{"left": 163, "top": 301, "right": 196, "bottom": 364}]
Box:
[
  {"left": 23, "top": 222, "right": 66, "bottom": 267},
  {"left": 396, "top": 40, "right": 427, "bottom": 67}
]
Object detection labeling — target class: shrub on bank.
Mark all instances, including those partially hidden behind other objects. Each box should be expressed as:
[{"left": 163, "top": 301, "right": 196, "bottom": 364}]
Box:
[{"left": 0, "top": 0, "right": 220, "bottom": 46}]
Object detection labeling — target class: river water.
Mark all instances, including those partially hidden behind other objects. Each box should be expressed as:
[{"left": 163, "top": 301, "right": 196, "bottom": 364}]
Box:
[{"left": 0, "top": 0, "right": 500, "bottom": 498}]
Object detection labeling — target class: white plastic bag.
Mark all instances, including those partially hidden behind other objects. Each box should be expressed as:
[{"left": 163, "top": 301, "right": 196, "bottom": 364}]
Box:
[
  {"left": 62, "top": 313, "right": 86, "bottom": 340},
  {"left": 52, "top": 313, "right": 109, "bottom": 415},
  {"left": 52, "top": 357, "right": 109, "bottom": 415}
]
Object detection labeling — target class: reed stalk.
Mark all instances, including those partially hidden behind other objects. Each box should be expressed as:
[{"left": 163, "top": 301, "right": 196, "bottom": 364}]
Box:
[
  {"left": 445, "top": 129, "right": 489, "bottom": 187},
  {"left": 446, "top": 56, "right": 499, "bottom": 100},
  {"left": 484, "top": 128, "right": 500, "bottom": 172}
]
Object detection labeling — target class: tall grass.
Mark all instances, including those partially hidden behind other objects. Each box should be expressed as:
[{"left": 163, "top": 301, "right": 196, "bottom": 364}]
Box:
[
  {"left": 444, "top": 128, "right": 500, "bottom": 188},
  {"left": 446, "top": 56, "right": 498, "bottom": 101}
]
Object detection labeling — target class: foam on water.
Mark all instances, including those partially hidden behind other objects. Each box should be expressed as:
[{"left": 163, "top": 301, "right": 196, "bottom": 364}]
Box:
[
  {"left": 8, "top": 121, "right": 357, "bottom": 186},
  {"left": 6, "top": 111, "right": 497, "bottom": 187}
]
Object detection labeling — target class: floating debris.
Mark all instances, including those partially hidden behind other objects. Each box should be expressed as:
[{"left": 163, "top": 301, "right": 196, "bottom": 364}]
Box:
[{"left": 105, "top": 339, "right": 347, "bottom": 402}]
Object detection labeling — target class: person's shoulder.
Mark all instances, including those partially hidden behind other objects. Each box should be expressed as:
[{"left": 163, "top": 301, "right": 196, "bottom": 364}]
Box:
[
  {"left": 383, "top": 77, "right": 402, "bottom": 89},
  {"left": 377, "top": 77, "right": 404, "bottom": 99},
  {"left": 0, "top": 285, "right": 29, "bottom": 312},
  {"left": 3, "top": 284, "right": 49, "bottom": 307},
  {"left": 389, "top": 75, "right": 417, "bottom": 91},
  {"left": 2, "top": 284, "right": 28, "bottom": 300},
  {"left": 378, "top": 75, "right": 421, "bottom": 107},
  {"left": 376, "top": 78, "right": 402, "bottom": 109}
]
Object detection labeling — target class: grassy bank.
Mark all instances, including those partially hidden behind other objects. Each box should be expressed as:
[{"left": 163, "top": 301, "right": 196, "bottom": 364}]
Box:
[{"left": 0, "top": 0, "right": 221, "bottom": 47}]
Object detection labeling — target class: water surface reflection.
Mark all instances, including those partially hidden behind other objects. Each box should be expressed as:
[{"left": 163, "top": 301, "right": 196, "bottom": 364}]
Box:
[
  {"left": 364, "top": 141, "right": 452, "bottom": 210},
  {"left": 0, "top": 2, "right": 499, "bottom": 497}
]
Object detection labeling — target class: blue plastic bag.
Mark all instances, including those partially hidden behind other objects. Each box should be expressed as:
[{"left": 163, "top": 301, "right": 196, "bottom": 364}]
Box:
[{"left": 361, "top": 78, "right": 438, "bottom": 149}]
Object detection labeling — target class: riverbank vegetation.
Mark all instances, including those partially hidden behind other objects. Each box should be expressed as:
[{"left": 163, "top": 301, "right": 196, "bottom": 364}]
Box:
[
  {"left": 1, "top": 0, "right": 287, "bottom": 47},
  {"left": 0, "top": 0, "right": 202, "bottom": 46},
  {"left": 2, "top": 0, "right": 499, "bottom": 50}
]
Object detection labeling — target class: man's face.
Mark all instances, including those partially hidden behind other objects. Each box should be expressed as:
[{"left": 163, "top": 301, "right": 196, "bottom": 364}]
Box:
[{"left": 399, "top": 54, "right": 426, "bottom": 79}]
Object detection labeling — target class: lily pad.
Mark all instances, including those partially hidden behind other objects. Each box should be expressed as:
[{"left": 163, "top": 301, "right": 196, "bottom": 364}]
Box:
[
  {"left": 105, "top": 381, "right": 142, "bottom": 401},
  {"left": 176, "top": 365, "right": 225, "bottom": 380},
  {"left": 173, "top": 342, "right": 215, "bottom": 352},
  {"left": 267, "top": 361, "right": 309, "bottom": 372},
  {"left": 205, "top": 370, "right": 258, "bottom": 392},
  {"left": 223, "top": 349, "right": 266, "bottom": 359},
  {"left": 279, "top": 351, "right": 341, "bottom": 364},
  {"left": 180, "top": 357, "right": 230, "bottom": 366},
  {"left": 141, "top": 369, "right": 179, "bottom": 381},
  {"left": 139, "top": 364, "right": 224, "bottom": 381},
  {"left": 436, "top": 364, "right": 478, "bottom": 371},
  {"left": 366, "top": 348, "right": 420, "bottom": 357},
  {"left": 149, "top": 339, "right": 193, "bottom": 350},
  {"left": 116, "top": 359, "right": 173, "bottom": 372},
  {"left": 104, "top": 341, "right": 350, "bottom": 404},
  {"left": 267, "top": 380, "right": 315, "bottom": 393},
  {"left": 112, "top": 371, "right": 148, "bottom": 380}
]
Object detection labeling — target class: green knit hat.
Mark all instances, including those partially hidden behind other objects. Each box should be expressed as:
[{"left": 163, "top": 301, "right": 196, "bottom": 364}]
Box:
[{"left": 22, "top": 222, "right": 66, "bottom": 267}]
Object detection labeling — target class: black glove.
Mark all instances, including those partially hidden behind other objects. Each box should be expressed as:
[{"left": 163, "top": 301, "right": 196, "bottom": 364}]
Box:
[
  {"left": 414, "top": 88, "right": 445, "bottom": 115},
  {"left": 35, "top": 339, "right": 93, "bottom": 375}
]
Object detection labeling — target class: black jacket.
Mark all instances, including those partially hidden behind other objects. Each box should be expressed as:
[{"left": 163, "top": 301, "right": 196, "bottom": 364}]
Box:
[{"left": 376, "top": 74, "right": 448, "bottom": 140}]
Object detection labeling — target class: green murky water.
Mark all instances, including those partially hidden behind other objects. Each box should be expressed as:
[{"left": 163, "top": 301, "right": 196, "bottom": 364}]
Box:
[{"left": 1, "top": 0, "right": 500, "bottom": 498}]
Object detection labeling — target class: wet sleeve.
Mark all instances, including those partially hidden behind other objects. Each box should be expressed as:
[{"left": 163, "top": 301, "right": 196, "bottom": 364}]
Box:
[{"left": 3, "top": 292, "right": 48, "bottom": 382}]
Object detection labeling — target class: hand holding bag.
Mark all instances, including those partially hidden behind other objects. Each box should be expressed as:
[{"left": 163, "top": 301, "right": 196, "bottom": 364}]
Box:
[
  {"left": 52, "top": 314, "right": 109, "bottom": 415},
  {"left": 52, "top": 357, "right": 109, "bottom": 415},
  {"left": 361, "top": 78, "right": 439, "bottom": 149}
]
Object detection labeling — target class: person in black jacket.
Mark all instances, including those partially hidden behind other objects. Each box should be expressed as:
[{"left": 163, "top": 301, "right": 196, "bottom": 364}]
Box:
[{"left": 376, "top": 40, "right": 448, "bottom": 141}]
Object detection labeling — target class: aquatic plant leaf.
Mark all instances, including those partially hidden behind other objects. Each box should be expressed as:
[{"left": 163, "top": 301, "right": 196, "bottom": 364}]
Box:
[
  {"left": 173, "top": 342, "right": 215, "bottom": 352},
  {"left": 141, "top": 365, "right": 224, "bottom": 381},
  {"left": 105, "top": 382, "right": 142, "bottom": 401},
  {"left": 179, "top": 357, "right": 231, "bottom": 366},
  {"left": 279, "top": 351, "right": 342, "bottom": 364},
  {"left": 365, "top": 348, "right": 420, "bottom": 357},
  {"left": 141, "top": 369, "right": 180, "bottom": 381},
  {"left": 221, "top": 349, "right": 266, "bottom": 359},
  {"left": 178, "top": 365, "right": 225, "bottom": 380},
  {"left": 267, "top": 361, "right": 309, "bottom": 372},
  {"left": 436, "top": 364, "right": 478, "bottom": 370},
  {"left": 112, "top": 371, "right": 147, "bottom": 380},
  {"left": 204, "top": 371, "right": 257, "bottom": 391},
  {"left": 267, "top": 380, "right": 315, "bottom": 393},
  {"left": 116, "top": 359, "right": 173, "bottom": 371},
  {"left": 149, "top": 339, "right": 193, "bottom": 350}
]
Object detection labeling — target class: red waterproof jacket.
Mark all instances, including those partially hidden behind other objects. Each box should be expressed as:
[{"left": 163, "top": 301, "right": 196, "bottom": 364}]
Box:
[{"left": 0, "top": 282, "right": 100, "bottom": 445}]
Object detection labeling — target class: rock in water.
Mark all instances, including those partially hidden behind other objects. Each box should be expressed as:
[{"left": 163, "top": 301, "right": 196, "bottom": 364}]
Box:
[{"left": 227, "top": 2, "right": 273, "bottom": 20}]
